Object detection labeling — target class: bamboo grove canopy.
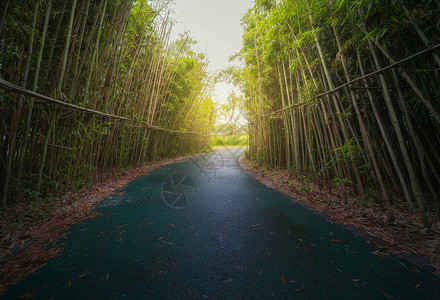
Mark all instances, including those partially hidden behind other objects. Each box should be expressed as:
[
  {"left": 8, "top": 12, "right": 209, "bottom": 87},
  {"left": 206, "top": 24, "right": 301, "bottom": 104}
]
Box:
[
  {"left": 0, "top": 0, "right": 215, "bottom": 208},
  {"left": 236, "top": 0, "right": 440, "bottom": 226}
]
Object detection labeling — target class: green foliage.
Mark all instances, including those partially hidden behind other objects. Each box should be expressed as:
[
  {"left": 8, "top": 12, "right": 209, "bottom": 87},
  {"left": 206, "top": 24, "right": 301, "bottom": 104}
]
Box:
[
  {"left": 298, "top": 175, "right": 312, "bottom": 194},
  {"left": 287, "top": 165, "right": 296, "bottom": 178},
  {"left": 355, "top": 187, "right": 375, "bottom": 206},
  {"left": 210, "top": 135, "right": 248, "bottom": 147},
  {"left": 333, "top": 177, "right": 352, "bottom": 187},
  {"left": 219, "top": 92, "right": 245, "bottom": 135},
  {"left": 4, "top": 191, "right": 56, "bottom": 229}
]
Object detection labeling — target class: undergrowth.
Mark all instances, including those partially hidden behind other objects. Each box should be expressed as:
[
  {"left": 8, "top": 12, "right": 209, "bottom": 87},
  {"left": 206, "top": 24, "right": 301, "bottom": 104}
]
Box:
[{"left": 210, "top": 135, "right": 248, "bottom": 147}]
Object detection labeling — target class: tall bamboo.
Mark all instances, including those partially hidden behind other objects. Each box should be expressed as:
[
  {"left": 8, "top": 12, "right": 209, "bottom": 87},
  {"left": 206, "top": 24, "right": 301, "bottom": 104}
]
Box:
[
  {"left": 37, "top": 0, "right": 77, "bottom": 191},
  {"left": 1, "top": 2, "right": 39, "bottom": 207}
]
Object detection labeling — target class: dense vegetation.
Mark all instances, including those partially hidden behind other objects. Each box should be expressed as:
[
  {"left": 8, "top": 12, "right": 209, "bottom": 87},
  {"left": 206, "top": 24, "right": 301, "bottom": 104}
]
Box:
[
  {"left": 210, "top": 135, "right": 248, "bottom": 147},
  {"left": 0, "top": 0, "right": 214, "bottom": 208},
  {"left": 236, "top": 0, "right": 440, "bottom": 226}
]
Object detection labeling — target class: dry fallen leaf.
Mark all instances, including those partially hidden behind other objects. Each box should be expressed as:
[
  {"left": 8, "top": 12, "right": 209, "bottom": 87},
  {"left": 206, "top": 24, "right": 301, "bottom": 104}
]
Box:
[{"left": 329, "top": 239, "right": 346, "bottom": 244}]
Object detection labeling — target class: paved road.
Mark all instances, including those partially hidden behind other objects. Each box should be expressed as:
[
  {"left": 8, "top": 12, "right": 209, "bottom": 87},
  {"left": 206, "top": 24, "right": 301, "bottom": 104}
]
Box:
[{"left": 4, "top": 148, "right": 440, "bottom": 299}]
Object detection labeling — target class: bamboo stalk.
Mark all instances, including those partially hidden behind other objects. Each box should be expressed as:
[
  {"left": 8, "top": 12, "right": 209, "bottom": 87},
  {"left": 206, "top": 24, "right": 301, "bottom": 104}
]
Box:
[
  {"left": 355, "top": 48, "right": 415, "bottom": 212},
  {"left": 367, "top": 37, "right": 428, "bottom": 226},
  {"left": 1, "top": 2, "right": 39, "bottom": 208},
  {"left": 332, "top": 21, "right": 391, "bottom": 208},
  {"left": 0, "top": 0, "right": 9, "bottom": 38},
  {"left": 360, "top": 27, "right": 440, "bottom": 125},
  {"left": 18, "top": 0, "right": 53, "bottom": 181},
  {"left": 38, "top": 0, "right": 78, "bottom": 192}
]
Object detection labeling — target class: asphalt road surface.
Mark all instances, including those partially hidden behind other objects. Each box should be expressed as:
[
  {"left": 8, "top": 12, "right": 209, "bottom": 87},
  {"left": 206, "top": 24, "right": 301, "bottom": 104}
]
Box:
[{"left": 4, "top": 147, "right": 440, "bottom": 299}]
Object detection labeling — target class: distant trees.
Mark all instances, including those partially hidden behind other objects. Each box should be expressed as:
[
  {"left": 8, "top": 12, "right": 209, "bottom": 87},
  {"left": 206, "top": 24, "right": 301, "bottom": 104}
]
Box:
[
  {"left": 0, "top": 0, "right": 214, "bottom": 208},
  {"left": 239, "top": 0, "right": 440, "bottom": 225},
  {"left": 220, "top": 92, "right": 244, "bottom": 136}
]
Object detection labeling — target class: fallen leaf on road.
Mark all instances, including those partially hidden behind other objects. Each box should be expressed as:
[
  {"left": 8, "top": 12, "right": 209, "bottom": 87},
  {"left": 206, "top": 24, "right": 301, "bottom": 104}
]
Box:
[
  {"left": 330, "top": 239, "right": 346, "bottom": 244},
  {"left": 79, "top": 271, "right": 90, "bottom": 278},
  {"left": 380, "top": 289, "right": 394, "bottom": 300},
  {"left": 18, "top": 293, "right": 33, "bottom": 299},
  {"left": 281, "top": 274, "right": 286, "bottom": 286},
  {"left": 372, "top": 250, "right": 389, "bottom": 258},
  {"left": 251, "top": 224, "right": 260, "bottom": 228}
]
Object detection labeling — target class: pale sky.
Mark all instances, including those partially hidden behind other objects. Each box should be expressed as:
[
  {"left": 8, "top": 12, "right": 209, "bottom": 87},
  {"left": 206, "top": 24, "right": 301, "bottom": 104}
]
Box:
[{"left": 169, "top": 0, "right": 254, "bottom": 104}]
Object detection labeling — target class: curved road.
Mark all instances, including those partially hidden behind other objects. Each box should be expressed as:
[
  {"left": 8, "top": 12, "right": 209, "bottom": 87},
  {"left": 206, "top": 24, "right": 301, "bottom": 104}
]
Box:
[{"left": 4, "top": 148, "right": 440, "bottom": 299}]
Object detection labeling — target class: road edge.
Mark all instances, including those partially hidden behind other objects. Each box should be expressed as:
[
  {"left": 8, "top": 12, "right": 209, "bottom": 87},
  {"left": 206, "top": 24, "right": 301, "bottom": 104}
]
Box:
[{"left": 236, "top": 154, "right": 438, "bottom": 276}]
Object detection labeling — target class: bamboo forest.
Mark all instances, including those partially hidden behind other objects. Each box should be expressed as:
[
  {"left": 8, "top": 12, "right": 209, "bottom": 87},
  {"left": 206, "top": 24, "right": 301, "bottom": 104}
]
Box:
[
  {"left": 241, "top": 0, "right": 440, "bottom": 226},
  {"left": 1, "top": 0, "right": 440, "bottom": 298},
  {"left": 0, "top": 0, "right": 214, "bottom": 208}
]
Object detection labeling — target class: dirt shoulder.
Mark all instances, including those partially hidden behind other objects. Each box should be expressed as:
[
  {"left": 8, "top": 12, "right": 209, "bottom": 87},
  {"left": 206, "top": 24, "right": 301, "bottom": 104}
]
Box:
[
  {"left": 0, "top": 153, "right": 195, "bottom": 295},
  {"left": 238, "top": 155, "right": 440, "bottom": 276}
]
